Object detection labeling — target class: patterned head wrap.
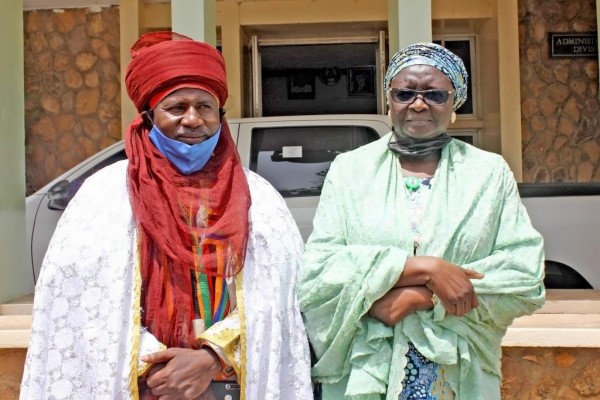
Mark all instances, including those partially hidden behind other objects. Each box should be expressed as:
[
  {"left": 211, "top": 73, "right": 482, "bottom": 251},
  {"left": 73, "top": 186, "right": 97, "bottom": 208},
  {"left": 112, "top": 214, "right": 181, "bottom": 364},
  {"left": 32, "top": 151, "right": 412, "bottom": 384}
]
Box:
[
  {"left": 125, "top": 31, "right": 228, "bottom": 112},
  {"left": 384, "top": 42, "right": 468, "bottom": 110}
]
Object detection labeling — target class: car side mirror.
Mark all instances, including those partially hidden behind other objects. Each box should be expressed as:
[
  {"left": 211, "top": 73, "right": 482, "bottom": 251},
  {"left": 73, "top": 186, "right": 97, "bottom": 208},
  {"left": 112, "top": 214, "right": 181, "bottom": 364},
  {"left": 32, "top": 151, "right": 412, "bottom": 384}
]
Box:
[{"left": 47, "top": 180, "right": 72, "bottom": 211}]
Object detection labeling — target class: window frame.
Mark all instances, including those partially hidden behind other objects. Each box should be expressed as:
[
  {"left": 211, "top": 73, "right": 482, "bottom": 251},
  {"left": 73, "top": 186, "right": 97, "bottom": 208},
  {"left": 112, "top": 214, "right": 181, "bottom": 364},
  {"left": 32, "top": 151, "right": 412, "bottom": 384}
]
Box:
[
  {"left": 449, "top": 129, "right": 480, "bottom": 147},
  {"left": 432, "top": 35, "right": 479, "bottom": 120}
]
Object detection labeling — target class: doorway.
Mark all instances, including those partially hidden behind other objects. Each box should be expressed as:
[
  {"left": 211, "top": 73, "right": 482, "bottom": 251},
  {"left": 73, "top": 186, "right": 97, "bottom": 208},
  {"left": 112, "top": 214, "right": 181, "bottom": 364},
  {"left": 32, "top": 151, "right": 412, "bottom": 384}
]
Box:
[
  {"left": 260, "top": 43, "right": 378, "bottom": 116},
  {"left": 241, "top": 23, "right": 388, "bottom": 117}
]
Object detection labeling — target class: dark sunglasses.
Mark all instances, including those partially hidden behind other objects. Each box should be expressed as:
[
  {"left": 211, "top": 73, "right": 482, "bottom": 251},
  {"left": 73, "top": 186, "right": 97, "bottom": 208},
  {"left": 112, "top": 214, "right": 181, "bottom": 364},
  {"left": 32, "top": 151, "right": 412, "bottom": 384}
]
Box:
[{"left": 388, "top": 88, "right": 454, "bottom": 105}]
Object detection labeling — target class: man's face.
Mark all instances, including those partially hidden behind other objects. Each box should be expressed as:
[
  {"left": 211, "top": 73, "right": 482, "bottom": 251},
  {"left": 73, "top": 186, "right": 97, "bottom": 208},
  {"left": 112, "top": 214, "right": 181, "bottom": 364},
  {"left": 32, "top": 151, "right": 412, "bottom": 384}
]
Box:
[
  {"left": 387, "top": 65, "right": 455, "bottom": 140},
  {"left": 152, "top": 88, "right": 220, "bottom": 145}
]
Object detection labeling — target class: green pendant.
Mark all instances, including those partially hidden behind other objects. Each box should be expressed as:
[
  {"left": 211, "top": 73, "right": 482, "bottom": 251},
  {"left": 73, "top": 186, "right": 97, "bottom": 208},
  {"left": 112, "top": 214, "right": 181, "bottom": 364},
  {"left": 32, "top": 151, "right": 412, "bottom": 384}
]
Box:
[{"left": 404, "top": 176, "right": 421, "bottom": 192}]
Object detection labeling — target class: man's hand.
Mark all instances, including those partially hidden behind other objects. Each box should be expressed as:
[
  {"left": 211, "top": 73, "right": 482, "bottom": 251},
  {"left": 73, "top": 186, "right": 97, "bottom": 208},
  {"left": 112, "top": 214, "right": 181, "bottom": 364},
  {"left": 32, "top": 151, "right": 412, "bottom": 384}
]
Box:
[
  {"left": 368, "top": 286, "right": 434, "bottom": 326},
  {"left": 141, "top": 347, "right": 221, "bottom": 400},
  {"left": 197, "top": 386, "right": 217, "bottom": 400}
]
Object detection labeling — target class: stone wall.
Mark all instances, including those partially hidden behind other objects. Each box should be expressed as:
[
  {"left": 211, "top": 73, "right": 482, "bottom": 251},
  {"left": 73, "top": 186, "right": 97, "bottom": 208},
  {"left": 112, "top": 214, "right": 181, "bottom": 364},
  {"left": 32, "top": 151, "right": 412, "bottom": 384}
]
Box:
[
  {"left": 0, "top": 349, "right": 26, "bottom": 399},
  {"left": 24, "top": 6, "right": 121, "bottom": 195},
  {"left": 501, "top": 348, "right": 600, "bottom": 399},
  {"left": 519, "top": 0, "right": 600, "bottom": 183},
  {"left": 2, "top": 347, "right": 599, "bottom": 399}
]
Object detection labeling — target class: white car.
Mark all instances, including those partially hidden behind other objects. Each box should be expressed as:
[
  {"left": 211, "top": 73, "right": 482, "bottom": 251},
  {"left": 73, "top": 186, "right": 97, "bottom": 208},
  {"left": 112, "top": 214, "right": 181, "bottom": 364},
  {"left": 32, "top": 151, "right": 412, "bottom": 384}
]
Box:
[
  {"left": 26, "top": 114, "right": 393, "bottom": 288},
  {"left": 26, "top": 114, "right": 599, "bottom": 291}
]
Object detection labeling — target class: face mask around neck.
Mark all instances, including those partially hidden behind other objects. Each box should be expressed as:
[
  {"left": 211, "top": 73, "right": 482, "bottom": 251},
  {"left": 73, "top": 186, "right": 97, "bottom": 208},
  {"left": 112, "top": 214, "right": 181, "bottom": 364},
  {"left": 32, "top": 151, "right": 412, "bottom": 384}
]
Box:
[{"left": 149, "top": 125, "right": 221, "bottom": 175}]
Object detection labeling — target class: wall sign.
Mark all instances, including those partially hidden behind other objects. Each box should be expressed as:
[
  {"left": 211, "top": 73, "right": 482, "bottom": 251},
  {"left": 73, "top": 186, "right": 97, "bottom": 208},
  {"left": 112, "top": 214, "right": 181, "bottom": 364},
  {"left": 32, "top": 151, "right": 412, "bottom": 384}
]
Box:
[{"left": 548, "top": 32, "right": 598, "bottom": 58}]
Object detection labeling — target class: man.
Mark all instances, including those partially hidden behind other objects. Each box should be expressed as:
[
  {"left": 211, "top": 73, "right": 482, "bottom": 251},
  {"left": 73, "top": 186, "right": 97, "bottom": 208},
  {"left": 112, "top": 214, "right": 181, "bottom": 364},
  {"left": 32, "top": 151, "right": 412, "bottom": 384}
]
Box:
[{"left": 21, "top": 31, "right": 313, "bottom": 400}]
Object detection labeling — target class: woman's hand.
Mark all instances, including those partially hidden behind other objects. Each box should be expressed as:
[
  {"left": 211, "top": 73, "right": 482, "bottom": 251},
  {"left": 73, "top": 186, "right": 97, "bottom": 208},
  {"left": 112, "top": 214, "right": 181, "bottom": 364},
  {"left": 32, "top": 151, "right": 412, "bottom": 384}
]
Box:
[
  {"left": 399, "top": 256, "right": 484, "bottom": 317},
  {"left": 141, "top": 347, "right": 221, "bottom": 400},
  {"left": 368, "top": 286, "right": 435, "bottom": 326},
  {"left": 422, "top": 257, "right": 483, "bottom": 316}
]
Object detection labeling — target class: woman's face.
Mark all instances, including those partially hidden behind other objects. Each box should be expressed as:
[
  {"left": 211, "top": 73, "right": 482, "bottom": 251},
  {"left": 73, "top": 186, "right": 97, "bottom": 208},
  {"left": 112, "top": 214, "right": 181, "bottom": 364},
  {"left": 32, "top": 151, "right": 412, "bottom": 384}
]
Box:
[
  {"left": 152, "top": 88, "right": 220, "bottom": 145},
  {"left": 387, "top": 65, "right": 455, "bottom": 140}
]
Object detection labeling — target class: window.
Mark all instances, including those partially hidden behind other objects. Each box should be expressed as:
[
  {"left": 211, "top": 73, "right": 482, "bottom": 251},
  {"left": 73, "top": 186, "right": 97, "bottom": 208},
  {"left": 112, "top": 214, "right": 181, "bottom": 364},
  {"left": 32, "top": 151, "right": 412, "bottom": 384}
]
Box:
[
  {"left": 249, "top": 125, "right": 380, "bottom": 197},
  {"left": 433, "top": 36, "right": 477, "bottom": 118},
  {"left": 68, "top": 151, "right": 127, "bottom": 199},
  {"left": 449, "top": 130, "right": 480, "bottom": 147},
  {"left": 48, "top": 150, "right": 127, "bottom": 211}
]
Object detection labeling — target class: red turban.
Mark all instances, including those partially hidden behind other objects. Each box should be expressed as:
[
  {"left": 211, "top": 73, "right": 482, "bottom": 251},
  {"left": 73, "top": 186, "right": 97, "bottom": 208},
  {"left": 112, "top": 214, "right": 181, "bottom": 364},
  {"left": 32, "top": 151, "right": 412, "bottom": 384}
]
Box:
[{"left": 125, "top": 31, "right": 228, "bottom": 112}]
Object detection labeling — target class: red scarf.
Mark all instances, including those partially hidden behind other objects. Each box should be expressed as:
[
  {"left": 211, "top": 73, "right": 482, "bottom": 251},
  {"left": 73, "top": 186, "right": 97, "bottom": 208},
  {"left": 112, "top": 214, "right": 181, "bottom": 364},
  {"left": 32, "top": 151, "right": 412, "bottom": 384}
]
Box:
[{"left": 126, "top": 116, "right": 250, "bottom": 348}]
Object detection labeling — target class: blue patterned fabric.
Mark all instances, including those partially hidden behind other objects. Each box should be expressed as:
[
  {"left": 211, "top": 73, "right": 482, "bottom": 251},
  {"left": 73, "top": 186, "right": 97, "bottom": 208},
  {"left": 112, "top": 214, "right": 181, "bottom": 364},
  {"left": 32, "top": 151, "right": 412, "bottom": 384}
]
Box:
[
  {"left": 400, "top": 343, "right": 454, "bottom": 400},
  {"left": 384, "top": 42, "right": 468, "bottom": 111}
]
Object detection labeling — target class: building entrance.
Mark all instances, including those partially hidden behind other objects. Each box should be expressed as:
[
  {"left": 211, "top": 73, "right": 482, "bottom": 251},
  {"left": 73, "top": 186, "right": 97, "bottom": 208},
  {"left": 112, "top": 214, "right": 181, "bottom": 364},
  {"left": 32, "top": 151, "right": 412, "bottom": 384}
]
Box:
[
  {"left": 241, "top": 24, "right": 388, "bottom": 117},
  {"left": 260, "top": 42, "right": 378, "bottom": 116}
]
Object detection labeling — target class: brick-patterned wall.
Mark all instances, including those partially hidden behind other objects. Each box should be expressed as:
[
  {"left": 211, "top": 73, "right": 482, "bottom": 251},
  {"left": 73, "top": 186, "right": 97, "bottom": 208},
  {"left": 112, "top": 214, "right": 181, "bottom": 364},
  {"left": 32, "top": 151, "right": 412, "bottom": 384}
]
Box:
[
  {"left": 519, "top": 0, "right": 599, "bottom": 183},
  {"left": 24, "top": 6, "right": 121, "bottom": 195}
]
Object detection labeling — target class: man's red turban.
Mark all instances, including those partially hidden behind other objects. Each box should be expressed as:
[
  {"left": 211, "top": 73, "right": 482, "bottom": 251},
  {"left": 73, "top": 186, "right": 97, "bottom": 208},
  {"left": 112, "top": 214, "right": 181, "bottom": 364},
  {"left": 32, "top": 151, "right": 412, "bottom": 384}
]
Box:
[{"left": 125, "top": 31, "right": 228, "bottom": 112}]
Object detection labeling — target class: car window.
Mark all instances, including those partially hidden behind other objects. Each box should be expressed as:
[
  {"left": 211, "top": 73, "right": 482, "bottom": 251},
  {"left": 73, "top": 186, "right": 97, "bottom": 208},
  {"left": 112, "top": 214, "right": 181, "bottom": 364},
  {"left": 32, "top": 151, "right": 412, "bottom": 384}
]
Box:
[
  {"left": 66, "top": 151, "right": 127, "bottom": 204},
  {"left": 249, "top": 125, "right": 380, "bottom": 197}
]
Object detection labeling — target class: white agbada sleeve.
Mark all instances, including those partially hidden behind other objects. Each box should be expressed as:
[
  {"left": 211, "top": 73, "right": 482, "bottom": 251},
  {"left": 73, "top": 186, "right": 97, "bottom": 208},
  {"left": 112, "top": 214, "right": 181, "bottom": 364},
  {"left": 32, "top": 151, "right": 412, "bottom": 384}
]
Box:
[{"left": 20, "top": 162, "right": 313, "bottom": 400}]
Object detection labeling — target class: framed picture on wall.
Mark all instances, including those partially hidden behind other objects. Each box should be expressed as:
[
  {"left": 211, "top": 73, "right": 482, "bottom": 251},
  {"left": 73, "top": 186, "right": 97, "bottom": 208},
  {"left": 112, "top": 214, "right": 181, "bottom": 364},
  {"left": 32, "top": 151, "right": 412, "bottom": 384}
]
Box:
[
  {"left": 287, "top": 70, "right": 315, "bottom": 100},
  {"left": 348, "top": 66, "right": 375, "bottom": 97}
]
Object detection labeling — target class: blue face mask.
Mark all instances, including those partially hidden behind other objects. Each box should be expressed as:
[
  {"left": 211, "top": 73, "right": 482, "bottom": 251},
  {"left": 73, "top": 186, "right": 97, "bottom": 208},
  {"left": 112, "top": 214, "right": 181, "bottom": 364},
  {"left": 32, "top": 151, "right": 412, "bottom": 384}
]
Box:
[{"left": 149, "top": 125, "right": 221, "bottom": 175}]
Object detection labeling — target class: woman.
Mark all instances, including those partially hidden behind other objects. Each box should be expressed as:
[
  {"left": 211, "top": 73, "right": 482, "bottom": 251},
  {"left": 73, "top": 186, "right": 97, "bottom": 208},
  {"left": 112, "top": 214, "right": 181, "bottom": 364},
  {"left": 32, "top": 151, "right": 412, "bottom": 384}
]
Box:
[
  {"left": 298, "top": 42, "right": 545, "bottom": 400},
  {"left": 21, "top": 31, "right": 313, "bottom": 400}
]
